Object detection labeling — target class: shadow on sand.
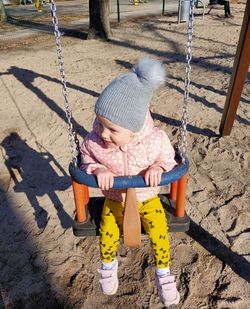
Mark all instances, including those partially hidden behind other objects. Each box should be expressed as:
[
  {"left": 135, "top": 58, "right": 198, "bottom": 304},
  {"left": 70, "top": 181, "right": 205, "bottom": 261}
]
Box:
[
  {"left": 0, "top": 190, "right": 64, "bottom": 308},
  {"left": 187, "top": 218, "right": 250, "bottom": 283},
  {"left": 7, "top": 16, "right": 88, "bottom": 40},
  {"left": 1, "top": 132, "right": 72, "bottom": 229}
]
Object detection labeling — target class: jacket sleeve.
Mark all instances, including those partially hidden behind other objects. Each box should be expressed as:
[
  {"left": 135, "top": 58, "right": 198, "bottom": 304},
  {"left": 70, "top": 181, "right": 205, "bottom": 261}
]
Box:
[
  {"left": 150, "top": 130, "right": 177, "bottom": 172},
  {"left": 80, "top": 134, "right": 106, "bottom": 174}
]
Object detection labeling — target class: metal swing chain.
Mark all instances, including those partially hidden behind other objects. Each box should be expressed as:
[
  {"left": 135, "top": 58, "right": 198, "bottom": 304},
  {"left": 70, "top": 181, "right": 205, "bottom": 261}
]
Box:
[
  {"left": 50, "top": 0, "right": 79, "bottom": 166},
  {"left": 177, "top": 0, "right": 195, "bottom": 164}
]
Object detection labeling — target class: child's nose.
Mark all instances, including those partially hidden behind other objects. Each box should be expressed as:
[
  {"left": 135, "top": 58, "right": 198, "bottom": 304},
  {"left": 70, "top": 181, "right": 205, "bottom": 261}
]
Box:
[{"left": 101, "top": 128, "right": 109, "bottom": 140}]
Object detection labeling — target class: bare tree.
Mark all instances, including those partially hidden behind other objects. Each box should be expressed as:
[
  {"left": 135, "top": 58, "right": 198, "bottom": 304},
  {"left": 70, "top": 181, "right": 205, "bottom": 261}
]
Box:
[
  {"left": 0, "top": 0, "right": 7, "bottom": 24},
  {"left": 88, "top": 0, "right": 112, "bottom": 40}
]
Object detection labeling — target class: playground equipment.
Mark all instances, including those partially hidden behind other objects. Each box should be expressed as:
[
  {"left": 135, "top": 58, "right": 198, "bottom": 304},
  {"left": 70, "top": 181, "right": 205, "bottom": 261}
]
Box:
[
  {"left": 220, "top": 0, "right": 250, "bottom": 136},
  {"left": 163, "top": 0, "right": 205, "bottom": 23},
  {"left": 50, "top": 0, "right": 195, "bottom": 247},
  {"left": 116, "top": 0, "right": 198, "bottom": 24}
]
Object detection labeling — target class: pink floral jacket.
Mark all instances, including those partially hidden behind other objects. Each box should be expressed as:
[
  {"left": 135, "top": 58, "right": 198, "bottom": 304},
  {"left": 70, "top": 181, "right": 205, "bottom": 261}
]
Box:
[{"left": 80, "top": 111, "right": 176, "bottom": 202}]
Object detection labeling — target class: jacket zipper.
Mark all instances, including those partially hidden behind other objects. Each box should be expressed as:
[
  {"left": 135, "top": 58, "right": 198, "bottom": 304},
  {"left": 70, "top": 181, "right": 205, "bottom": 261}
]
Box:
[{"left": 123, "top": 150, "right": 129, "bottom": 176}]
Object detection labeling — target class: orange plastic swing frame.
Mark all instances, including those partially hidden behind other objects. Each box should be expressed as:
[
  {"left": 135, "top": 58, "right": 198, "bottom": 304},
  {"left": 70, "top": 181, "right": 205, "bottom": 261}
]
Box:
[{"left": 72, "top": 172, "right": 188, "bottom": 223}]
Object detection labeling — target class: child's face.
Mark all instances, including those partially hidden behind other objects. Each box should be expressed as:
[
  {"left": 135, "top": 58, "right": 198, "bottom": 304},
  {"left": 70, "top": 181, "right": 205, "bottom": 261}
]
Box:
[{"left": 97, "top": 116, "right": 134, "bottom": 147}]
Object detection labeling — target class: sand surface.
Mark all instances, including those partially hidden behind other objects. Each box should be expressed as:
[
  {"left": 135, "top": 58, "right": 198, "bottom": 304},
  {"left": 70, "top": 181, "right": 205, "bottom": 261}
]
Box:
[{"left": 0, "top": 2, "right": 250, "bottom": 308}]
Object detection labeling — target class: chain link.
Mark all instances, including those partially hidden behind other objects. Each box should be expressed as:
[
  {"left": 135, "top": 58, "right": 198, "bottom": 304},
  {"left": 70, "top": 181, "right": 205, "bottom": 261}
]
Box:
[
  {"left": 177, "top": 0, "right": 195, "bottom": 164},
  {"left": 50, "top": 0, "right": 79, "bottom": 166}
]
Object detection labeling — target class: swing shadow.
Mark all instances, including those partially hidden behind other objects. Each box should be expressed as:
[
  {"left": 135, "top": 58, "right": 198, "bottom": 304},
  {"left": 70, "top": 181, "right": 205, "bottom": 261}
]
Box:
[
  {"left": 168, "top": 74, "right": 250, "bottom": 121},
  {"left": 147, "top": 23, "right": 237, "bottom": 49},
  {"left": 0, "top": 191, "right": 62, "bottom": 307},
  {"left": 1, "top": 132, "right": 72, "bottom": 229},
  {"left": 151, "top": 113, "right": 218, "bottom": 137},
  {"left": 110, "top": 37, "right": 236, "bottom": 75},
  {"left": 167, "top": 79, "right": 250, "bottom": 127},
  {"left": 1, "top": 66, "right": 99, "bottom": 139},
  {"left": 187, "top": 218, "right": 250, "bottom": 283},
  {"left": 190, "top": 78, "right": 250, "bottom": 105}
]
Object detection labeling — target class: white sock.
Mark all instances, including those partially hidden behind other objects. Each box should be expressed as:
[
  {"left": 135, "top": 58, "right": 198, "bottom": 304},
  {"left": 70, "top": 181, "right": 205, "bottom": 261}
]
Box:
[
  {"left": 156, "top": 267, "right": 170, "bottom": 277},
  {"left": 101, "top": 260, "right": 116, "bottom": 270}
]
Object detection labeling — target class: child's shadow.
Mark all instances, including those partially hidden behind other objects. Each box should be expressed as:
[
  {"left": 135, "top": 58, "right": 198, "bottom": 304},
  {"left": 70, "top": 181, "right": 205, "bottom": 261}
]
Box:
[{"left": 1, "top": 133, "right": 72, "bottom": 229}]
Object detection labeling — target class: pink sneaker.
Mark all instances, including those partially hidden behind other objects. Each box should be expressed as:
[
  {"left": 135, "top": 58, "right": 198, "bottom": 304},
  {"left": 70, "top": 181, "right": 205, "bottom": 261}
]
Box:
[
  {"left": 155, "top": 274, "right": 180, "bottom": 307},
  {"left": 98, "top": 259, "right": 118, "bottom": 295}
]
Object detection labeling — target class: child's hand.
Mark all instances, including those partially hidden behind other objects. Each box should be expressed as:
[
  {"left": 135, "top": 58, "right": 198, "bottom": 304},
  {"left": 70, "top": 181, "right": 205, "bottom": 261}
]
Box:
[
  {"left": 94, "top": 168, "right": 114, "bottom": 190},
  {"left": 145, "top": 166, "right": 163, "bottom": 187}
]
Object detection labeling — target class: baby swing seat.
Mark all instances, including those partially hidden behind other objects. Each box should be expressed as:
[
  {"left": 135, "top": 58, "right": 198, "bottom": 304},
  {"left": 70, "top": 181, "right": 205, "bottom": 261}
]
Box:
[{"left": 70, "top": 152, "right": 190, "bottom": 237}]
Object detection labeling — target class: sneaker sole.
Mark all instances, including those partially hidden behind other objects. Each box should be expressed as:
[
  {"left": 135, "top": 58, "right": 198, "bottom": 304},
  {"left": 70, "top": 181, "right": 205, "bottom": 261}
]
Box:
[
  {"left": 162, "top": 291, "right": 180, "bottom": 307},
  {"left": 101, "top": 278, "right": 119, "bottom": 296}
]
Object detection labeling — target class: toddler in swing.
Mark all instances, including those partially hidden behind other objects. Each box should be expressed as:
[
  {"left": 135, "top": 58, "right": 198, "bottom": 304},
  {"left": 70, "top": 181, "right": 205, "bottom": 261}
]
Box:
[{"left": 81, "top": 58, "right": 180, "bottom": 306}]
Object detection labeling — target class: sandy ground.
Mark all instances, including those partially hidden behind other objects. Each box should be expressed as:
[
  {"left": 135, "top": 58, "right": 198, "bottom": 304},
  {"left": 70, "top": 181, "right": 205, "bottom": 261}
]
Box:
[{"left": 0, "top": 1, "right": 250, "bottom": 308}]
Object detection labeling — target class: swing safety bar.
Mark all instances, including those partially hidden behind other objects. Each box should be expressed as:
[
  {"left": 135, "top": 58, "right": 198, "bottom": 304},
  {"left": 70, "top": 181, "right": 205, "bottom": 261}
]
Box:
[{"left": 69, "top": 153, "right": 189, "bottom": 189}]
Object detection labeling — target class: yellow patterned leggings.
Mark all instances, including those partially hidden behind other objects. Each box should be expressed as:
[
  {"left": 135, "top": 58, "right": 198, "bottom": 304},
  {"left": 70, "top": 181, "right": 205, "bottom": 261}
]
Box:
[{"left": 99, "top": 196, "right": 171, "bottom": 268}]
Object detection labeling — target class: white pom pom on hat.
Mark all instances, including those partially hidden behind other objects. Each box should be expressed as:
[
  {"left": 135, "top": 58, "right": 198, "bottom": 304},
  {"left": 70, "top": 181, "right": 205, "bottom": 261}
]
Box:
[
  {"left": 133, "top": 57, "right": 166, "bottom": 89},
  {"left": 95, "top": 57, "right": 166, "bottom": 132}
]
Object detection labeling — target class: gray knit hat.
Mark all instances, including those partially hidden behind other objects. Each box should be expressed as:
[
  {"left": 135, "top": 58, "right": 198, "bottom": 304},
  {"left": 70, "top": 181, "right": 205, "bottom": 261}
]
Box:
[{"left": 94, "top": 58, "right": 166, "bottom": 132}]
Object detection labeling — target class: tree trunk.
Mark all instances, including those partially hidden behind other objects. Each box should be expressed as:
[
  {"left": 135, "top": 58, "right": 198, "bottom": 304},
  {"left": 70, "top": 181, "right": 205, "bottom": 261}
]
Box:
[
  {"left": 88, "top": 0, "right": 112, "bottom": 40},
  {"left": 0, "top": 0, "right": 7, "bottom": 24}
]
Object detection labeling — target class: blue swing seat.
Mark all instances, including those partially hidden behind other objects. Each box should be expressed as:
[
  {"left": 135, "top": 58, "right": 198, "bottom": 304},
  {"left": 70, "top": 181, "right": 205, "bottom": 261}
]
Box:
[{"left": 69, "top": 152, "right": 190, "bottom": 236}]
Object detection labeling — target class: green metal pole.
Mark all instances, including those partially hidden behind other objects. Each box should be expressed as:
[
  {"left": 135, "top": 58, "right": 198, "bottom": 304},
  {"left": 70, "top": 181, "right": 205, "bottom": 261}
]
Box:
[
  {"left": 0, "top": 0, "right": 7, "bottom": 24},
  {"left": 117, "top": 0, "right": 120, "bottom": 22},
  {"left": 162, "top": 0, "right": 165, "bottom": 15}
]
